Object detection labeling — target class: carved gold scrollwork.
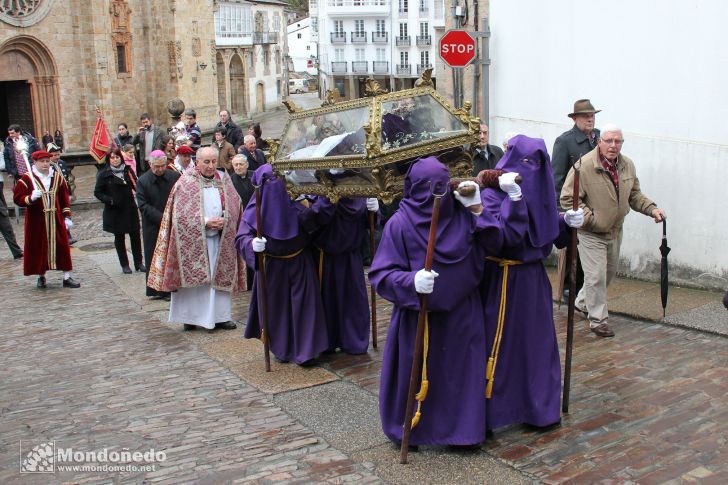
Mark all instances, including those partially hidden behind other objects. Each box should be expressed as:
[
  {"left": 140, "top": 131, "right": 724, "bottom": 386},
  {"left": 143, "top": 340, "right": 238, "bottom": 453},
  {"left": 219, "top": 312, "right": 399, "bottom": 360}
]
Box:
[
  {"left": 363, "top": 78, "right": 388, "bottom": 97},
  {"left": 282, "top": 100, "right": 301, "bottom": 113},
  {"left": 414, "top": 68, "right": 434, "bottom": 88}
]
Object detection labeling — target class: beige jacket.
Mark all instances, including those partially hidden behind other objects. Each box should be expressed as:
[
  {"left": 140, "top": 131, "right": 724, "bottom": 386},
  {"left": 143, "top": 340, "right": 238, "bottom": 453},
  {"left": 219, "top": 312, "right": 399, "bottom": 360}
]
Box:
[{"left": 560, "top": 147, "right": 656, "bottom": 237}]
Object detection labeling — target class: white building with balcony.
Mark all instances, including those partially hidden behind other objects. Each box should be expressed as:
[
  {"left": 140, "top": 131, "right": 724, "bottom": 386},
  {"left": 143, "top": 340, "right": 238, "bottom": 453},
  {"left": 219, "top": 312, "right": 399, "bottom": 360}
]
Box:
[
  {"left": 312, "top": 0, "right": 445, "bottom": 99},
  {"left": 287, "top": 17, "right": 318, "bottom": 76},
  {"left": 214, "top": 0, "right": 289, "bottom": 117}
]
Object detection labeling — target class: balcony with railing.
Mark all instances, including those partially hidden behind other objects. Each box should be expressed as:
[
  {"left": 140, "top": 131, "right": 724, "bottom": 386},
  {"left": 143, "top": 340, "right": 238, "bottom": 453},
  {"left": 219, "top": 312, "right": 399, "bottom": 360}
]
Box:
[
  {"left": 373, "top": 61, "right": 389, "bottom": 73},
  {"left": 331, "top": 61, "right": 348, "bottom": 73},
  {"left": 417, "top": 63, "right": 432, "bottom": 75},
  {"left": 396, "top": 63, "right": 411, "bottom": 75},
  {"left": 416, "top": 35, "right": 431, "bottom": 46},
  {"left": 418, "top": 6, "right": 429, "bottom": 15},
  {"left": 330, "top": 32, "right": 347, "bottom": 43},
  {"left": 326, "top": 0, "right": 389, "bottom": 15},
  {"left": 252, "top": 31, "right": 278, "bottom": 44},
  {"left": 372, "top": 31, "right": 388, "bottom": 43},
  {"left": 395, "top": 36, "right": 411, "bottom": 47},
  {"left": 351, "top": 31, "right": 367, "bottom": 43},
  {"left": 352, "top": 61, "right": 368, "bottom": 73}
]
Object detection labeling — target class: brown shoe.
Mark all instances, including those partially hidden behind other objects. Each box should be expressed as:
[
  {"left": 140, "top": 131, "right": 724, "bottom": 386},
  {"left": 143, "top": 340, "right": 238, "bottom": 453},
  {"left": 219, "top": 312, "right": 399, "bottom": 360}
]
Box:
[{"left": 590, "top": 323, "right": 615, "bottom": 338}]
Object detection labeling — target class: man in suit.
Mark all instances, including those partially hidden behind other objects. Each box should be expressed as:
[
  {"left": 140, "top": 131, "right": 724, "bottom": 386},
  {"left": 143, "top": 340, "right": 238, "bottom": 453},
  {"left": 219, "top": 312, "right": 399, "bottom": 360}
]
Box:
[
  {"left": 132, "top": 113, "right": 166, "bottom": 174},
  {"left": 238, "top": 135, "right": 266, "bottom": 173},
  {"left": 471, "top": 123, "right": 504, "bottom": 175}
]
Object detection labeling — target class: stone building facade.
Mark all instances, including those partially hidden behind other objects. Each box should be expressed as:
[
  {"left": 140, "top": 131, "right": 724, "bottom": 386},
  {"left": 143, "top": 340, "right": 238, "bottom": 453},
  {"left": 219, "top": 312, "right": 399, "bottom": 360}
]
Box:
[{"left": 0, "top": 0, "right": 219, "bottom": 153}]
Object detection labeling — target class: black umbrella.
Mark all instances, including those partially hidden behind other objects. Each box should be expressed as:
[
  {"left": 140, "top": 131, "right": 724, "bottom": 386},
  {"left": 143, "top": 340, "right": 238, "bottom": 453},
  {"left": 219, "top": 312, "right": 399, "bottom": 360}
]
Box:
[{"left": 659, "top": 219, "right": 670, "bottom": 318}]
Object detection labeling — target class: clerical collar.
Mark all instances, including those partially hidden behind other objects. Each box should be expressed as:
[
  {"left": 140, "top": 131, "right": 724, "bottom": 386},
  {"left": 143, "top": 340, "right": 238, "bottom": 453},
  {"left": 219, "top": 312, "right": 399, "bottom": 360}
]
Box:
[{"left": 202, "top": 173, "right": 214, "bottom": 180}]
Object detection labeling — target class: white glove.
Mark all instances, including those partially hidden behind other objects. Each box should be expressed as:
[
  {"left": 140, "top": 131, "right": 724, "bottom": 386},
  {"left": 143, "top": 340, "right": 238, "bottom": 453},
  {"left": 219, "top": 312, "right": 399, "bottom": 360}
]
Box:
[
  {"left": 31, "top": 189, "right": 43, "bottom": 201},
  {"left": 64, "top": 218, "right": 73, "bottom": 229},
  {"left": 414, "top": 269, "right": 439, "bottom": 294},
  {"left": 252, "top": 237, "right": 267, "bottom": 253},
  {"left": 453, "top": 181, "right": 481, "bottom": 207},
  {"left": 564, "top": 208, "right": 584, "bottom": 228},
  {"left": 366, "top": 198, "right": 379, "bottom": 212},
  {"left": 329, "top": 168, "right": 345, "bottom": 175},
  {"left": 498, "top": 172, "right": 522, "bottom": 201}
]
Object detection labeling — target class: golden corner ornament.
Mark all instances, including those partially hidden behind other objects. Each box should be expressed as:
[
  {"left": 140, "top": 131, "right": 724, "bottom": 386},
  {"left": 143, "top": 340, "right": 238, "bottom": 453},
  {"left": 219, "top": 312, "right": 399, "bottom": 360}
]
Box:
[{"left": 268, "top": 69, "right": 480, "bottom": 204}]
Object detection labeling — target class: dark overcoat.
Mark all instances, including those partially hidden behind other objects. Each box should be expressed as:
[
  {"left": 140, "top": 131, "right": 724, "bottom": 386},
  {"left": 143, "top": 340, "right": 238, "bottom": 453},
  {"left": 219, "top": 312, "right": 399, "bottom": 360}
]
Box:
[{"left": 94, "top": 165, "right": 140, "bottom": 234}]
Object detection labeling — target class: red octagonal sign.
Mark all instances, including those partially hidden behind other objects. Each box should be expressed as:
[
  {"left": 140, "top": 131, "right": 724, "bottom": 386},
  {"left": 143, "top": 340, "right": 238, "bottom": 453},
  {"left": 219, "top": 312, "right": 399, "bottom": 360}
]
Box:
[{"left": 439, "top": 29, "right": 476, "bottom": 68}]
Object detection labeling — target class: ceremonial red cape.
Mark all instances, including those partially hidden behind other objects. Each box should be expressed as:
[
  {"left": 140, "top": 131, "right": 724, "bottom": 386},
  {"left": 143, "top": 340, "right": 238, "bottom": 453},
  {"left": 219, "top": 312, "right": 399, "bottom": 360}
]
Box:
[{"left": 148, "top": 170, "right": 244, "bottom": 292}]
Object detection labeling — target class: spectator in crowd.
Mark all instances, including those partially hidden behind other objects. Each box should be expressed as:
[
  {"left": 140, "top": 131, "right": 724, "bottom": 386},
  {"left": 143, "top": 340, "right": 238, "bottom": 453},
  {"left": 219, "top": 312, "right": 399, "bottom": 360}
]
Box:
[
  {"left": 561, "top": 123, "right": 666, "bottom": 338},
  {"left": 471, "top": 123, "right": 504, "bottom": 175},
  {"left": 132, "top": 113, "right": 165, "bottom": 173},
  {"left": 41, "top": 130, "right": 53, "bottom": 147},
  {"left": 121, "top": 144, "right": 138, "bottom": 177},
  {"left": 136, "top": 151, "right": 180, "bottom": 300},
  {"left": 53, "top": 130, "right": 64, "bottom": 151},
  {"left": 252, "top": 123, "right": 269, "bottom": 151},
  {"left": 115, "top": 123, "right": 134, "bottom": 151},
  {"left": 13, "top": 150, "right": 79, "bottom": 288},
  {"left": 4, "top": 124, "right": 40, "bottom": 180},
  {"left": 171, "top": 145, "right": 194, "bottom": 174},
  {"left": 229, "top": 154, "right": 254, "bottom": 289},
  {"left": 216, "top": 109, "right": 243, "bottom": 150},
  {"left": 182, "top": 109, "right": 202, "bottom": 151},
  {"left": 212, "top": 128, "right": 236, "bottom": 173},
  {"left": 238, "top": 135, "right": 266, "bottom": 173},
  {"left": 161, "top": 135, "right": 176, "bottom": 166},
  {"left": 94, "top": 148, "right": 144, "bottom": 275},
  {"left": 0, "top": 140, "right": 23, "bottom": 259}
]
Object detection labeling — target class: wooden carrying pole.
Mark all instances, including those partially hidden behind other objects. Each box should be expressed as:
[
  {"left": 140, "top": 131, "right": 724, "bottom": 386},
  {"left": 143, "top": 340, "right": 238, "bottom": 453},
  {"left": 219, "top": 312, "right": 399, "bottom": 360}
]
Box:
[
  {"left": 562, "top": 159, "right": 581, "bottom": 413},
  {"left": 254, "top": 184, "right": 272, "bottom": 372},
  {"left": 369, "top": 211, "right": 378, "bottom": 348},
  {"left": 400, "top": 189, "right": 445, "bottom": 464}
]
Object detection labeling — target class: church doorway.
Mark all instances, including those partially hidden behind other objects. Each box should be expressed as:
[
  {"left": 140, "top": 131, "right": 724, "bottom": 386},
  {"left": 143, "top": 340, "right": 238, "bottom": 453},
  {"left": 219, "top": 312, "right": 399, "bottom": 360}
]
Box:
[{"left": 0, "top": 80, "right": 34, "bottom": 136}]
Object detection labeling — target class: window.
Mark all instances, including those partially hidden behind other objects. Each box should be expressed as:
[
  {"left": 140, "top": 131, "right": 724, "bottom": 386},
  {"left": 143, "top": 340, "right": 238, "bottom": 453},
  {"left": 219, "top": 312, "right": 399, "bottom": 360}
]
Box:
[
  {"left": 355, "top": 48, "right": 365, "bottom": 61},
  {"left": 376, "top": 48, "right": 386, "bottom": 61},
  {"left": 334, "top": 20, "right": 343, "bottom": 34},
  {"left": 306, "top": 45, "right": 311, "bottom": 50},
  {"left": 399, "top": 23, "right": 408, "bottom": 37},
  {"left": 354, "top": 20, "right": 364, "bottom": 34},
  {"left": 273, "top": 14, "right": 281, "bottom": 32},
  {"left": 399, "top": 0, "right": 408, "bottom": 13},
  {"left": 297, "top": 33, "right": 302, "bottom": 39},
  {"left": 116, "top": 44, "right": 128, "bottom": 73},
  {"left": 419, "top": 22, "right": 428, "bottom": 37},
  {"left": 334, "top": 48, "right": 345, "bottom": 62},
  {"left": 400, "top": 52, "right": 409, "bottom": 66},
  {"left": 312, "top": 17, "right": 318, "bottom": 33},
  {"left": 376, "top": 20, "right": 385, "bottom": 34},
  {"left": 420, "top": 51, "right": 429, "bottom": 65}
]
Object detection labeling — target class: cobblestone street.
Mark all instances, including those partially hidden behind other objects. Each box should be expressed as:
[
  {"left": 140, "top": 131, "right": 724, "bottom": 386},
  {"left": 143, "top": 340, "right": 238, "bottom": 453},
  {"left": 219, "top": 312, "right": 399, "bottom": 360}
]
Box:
[{"left": 1, "top": 204, "right": 728, "bottom": 483}]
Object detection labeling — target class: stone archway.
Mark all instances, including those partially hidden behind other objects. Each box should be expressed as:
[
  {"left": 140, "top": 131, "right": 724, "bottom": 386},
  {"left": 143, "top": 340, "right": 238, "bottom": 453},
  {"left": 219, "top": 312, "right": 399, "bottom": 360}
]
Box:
[
  {"left": 0, "top": 35, "right": 60, "bottom": 140},
  {"left": 229, "top": 53, "right": 246, "bottom": 117}
]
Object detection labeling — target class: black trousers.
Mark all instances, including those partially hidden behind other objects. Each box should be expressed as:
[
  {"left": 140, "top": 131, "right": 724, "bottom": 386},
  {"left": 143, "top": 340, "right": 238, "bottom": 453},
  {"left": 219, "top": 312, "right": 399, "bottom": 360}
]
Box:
[
  {"left": 114, "top": 231, "right": 143, "bottom": 268},
  {"left": 0, "top": 183, "right": 23, "bottom": 258}
]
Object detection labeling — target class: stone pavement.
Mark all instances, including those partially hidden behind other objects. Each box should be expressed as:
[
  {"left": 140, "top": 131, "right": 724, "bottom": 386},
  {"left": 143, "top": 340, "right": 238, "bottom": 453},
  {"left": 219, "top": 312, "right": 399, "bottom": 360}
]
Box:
[{"left": 2, "top": 205, "right": 728, "bottom": 483}]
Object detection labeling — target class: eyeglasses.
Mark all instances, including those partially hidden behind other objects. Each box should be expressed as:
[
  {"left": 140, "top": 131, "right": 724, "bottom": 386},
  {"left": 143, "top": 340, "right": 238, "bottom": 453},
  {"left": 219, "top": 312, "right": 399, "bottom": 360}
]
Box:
[{"left": 601, "top": 138, "right": 624, "bottom": 146}]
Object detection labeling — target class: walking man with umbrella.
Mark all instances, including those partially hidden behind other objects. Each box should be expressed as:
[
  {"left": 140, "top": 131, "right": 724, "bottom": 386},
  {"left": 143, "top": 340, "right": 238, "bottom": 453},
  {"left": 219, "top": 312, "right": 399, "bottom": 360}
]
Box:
[{"left": 561, "top": 123, "right": 666, "bottom": 337}]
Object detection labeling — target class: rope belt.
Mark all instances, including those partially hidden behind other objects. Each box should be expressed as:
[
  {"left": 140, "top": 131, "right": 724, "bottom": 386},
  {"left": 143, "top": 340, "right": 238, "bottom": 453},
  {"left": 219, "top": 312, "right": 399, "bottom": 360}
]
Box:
[
  {"left": 411, "top": 312, "right": 430, "bottom": 429},
  {"left": 484, "top": 256, "right": 523, "bottom": 399},
  {"left": 265, "top": 248, "right": 304, "bottom": 259},
  {"left": 318, "top": 247, "right": 324, "bottom": 290}
]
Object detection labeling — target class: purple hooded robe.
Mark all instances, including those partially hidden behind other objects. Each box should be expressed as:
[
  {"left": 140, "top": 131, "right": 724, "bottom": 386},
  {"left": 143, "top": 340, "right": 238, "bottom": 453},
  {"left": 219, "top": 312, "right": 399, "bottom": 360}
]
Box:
[
  {"left": 369, "top": 157, "right": 527, "bottom": 445},
  {"left": 236, "top": 165, "right": 329, "bottom": 364},
  {"left": 313, "top": 197, "right": 371, "bottom": 354},
  {"left": 480, "top": 135, "right": 571, "bottom": 429}
]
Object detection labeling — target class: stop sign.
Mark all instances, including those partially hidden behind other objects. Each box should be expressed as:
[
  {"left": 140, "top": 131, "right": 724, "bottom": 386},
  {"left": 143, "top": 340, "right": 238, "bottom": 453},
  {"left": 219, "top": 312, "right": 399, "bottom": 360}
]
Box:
[{"left": 439, "top": 29, "right": 476, "bottom": 67}]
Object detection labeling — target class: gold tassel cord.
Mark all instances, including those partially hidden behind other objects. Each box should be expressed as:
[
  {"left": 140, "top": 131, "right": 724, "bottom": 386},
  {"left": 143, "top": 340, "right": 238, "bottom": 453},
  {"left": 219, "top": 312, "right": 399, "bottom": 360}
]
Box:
[
  {"left": 410, "top": 312, "right": 430, "bottom": 429},
  {"left": 318, "top": 248, "right": 324, "bottom": 290},
  {"left": 484, "top": 257, "right": 523, "bottom": 399}
]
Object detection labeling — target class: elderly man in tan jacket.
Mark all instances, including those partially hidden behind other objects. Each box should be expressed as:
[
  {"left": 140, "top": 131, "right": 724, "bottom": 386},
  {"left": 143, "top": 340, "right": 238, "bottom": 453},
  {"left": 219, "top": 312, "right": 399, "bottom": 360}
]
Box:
[{"left": 561, "top": 123, "right": 665, "bottom": 337}]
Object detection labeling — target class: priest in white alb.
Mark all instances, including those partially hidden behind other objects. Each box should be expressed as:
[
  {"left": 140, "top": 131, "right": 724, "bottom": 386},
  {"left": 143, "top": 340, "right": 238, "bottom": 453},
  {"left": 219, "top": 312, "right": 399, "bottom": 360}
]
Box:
[{"left": 148, "top": 146, "right": 244, "bottom": 331}]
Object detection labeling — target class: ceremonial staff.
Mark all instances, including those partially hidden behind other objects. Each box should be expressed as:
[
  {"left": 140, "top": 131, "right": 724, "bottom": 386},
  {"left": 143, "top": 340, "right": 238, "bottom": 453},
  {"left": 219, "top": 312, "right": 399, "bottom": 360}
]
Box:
[
  {"left": 562, "top": 158, "right": 581, "bottom": 413},
  {"left": 253, "top": 180, "right": 272, "bottom": 372},
  {"left": 400, "top": 184, "right": 446, "bottom": 464},
  {"left": 14, "top": 139, "right": 40, "bottom": 192},
  {"left": 369, "top": 210, "right": 378, "bottom": 349}
]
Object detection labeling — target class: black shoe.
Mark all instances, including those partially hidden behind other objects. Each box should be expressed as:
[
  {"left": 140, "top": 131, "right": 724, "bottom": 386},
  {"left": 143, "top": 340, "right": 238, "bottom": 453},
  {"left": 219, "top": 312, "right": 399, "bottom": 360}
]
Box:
[
  {"left": 215, "top": 321, "right": 237, "bottom": 330},
  {"left": 63, "top": 277, "right": 81, "bottom": 288},
  {"left": 183, "top": 324, "right": 196, "bottom": 331},
  {"left": 68, "top": 238, "right": 78, "bottom": 246},
  {"left": 122, "top": 265, "right": 132, "bottom": 274},
  {"left": 37, "top": 276, "right": 47, "bottom": 288},
  {"left": 162, "top": 295, "right": 171, "bottom": 302},
  {"left": 135, "top": 264, "right": 146, "bottom": 273},
  {"left": 14, "top": 252, "right": 24, "bottom": 260}
]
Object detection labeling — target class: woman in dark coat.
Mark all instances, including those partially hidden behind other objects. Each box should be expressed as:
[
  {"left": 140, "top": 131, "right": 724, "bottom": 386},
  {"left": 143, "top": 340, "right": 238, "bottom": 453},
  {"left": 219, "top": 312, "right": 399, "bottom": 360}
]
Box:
[{"left": 94, "top": 148, "right": 144, "bottom": 274}]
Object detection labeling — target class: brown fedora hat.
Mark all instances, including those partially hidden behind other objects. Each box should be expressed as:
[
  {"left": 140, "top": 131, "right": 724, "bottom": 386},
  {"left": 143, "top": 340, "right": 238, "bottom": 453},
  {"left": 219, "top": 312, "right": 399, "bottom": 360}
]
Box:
[{"left": 568, "top": 99, "right": 601, "bottom": 117}]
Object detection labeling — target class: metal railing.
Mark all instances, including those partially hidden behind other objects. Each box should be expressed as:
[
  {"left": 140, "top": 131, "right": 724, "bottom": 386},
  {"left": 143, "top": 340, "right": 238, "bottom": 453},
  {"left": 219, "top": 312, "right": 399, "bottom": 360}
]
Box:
[
  {"left": 331, "top": 61, "right": 348, "bottom": 73},
  {"left": 252, "top": 32, "right": 278, "bottom": 44},
  {"left": 351, "top": 31, "right": 367, "bottom": 43},
  {"left": 395, "top": 36, "right": 411, "bottom": 47},
  {"left": 396, "top": 64, "right": 411, "bottom": 75},
  {"left": 417, "top": 63, "right": 432, "bottom": 75},
  {"left": 352, "top": 61, "right": 368, "bottom": 73},
  {"left": 419, "top": 6, "right": 429, "bottom": 15},
  {"left": 372, "top": 32, "right": 388, "bottom": 43},
  {"left": 328, "top": 0, "right": 389, "bottom": 6},
  {"left": 330, "top": 32, "right": 347, "bottom": 43},
  {"left": 416, "top": 35, "right": 431, "bottom": 46},
  {"left": 373, "top": 61, "right": 389, "bottom": 73}
]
